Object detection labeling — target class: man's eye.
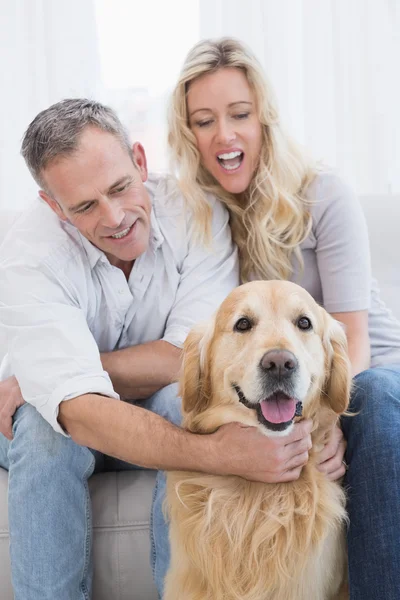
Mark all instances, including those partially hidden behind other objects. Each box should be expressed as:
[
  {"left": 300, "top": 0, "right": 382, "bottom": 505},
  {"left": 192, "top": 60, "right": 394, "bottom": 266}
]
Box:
[
  {"left": 234, "top": 318, "right": 253, "bottom": 332},
  {"left": 113, "top": 184, "right": 128, "bottom": 194},
  {"left": 76, "top": 203, "right": 93, "bottom": 214}
]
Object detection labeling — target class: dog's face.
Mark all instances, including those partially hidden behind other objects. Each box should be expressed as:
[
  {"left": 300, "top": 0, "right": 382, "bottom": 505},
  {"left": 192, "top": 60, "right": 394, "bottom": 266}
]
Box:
[{"left": 181, "top": 281, "right": 351, "bottom": 436}]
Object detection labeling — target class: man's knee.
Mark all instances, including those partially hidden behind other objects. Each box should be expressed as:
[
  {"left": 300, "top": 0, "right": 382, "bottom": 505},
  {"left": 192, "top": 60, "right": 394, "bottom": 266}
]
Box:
[
  {"left": 10, "top": 402, "right": 93, "bottom": 470},
  {"left": 12, "top": 402, "right": 51, "bottom": 442}
]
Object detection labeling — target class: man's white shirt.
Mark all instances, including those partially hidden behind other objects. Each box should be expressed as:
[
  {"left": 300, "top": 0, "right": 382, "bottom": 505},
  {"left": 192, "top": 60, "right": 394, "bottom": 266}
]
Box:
[{"left": 0, "top": 174, "right": 239, "bottom": 434}]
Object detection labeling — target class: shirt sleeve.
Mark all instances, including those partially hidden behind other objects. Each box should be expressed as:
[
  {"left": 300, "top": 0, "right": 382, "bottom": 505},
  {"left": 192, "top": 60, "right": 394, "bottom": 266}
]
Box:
[
  {"left": 0, "top": 262, "right": 119, "bottom": 436},
  {"left": 162, "top": 197, "right": 239, "bottom": 347},
  {"left": 311, "top": 172, "right": 372, "bottom": 313}
]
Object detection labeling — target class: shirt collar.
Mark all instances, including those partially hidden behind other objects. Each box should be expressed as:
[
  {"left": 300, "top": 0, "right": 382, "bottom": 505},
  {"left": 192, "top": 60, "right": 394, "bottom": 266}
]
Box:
[{"left": 149, "top": 208, "right": 164, "bottom": 253}]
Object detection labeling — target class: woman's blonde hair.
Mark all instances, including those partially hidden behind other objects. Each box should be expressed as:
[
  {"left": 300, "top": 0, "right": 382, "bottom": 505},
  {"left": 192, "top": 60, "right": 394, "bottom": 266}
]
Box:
[{"left": 168, "top": 37, "right": 318, "bottom": 282}]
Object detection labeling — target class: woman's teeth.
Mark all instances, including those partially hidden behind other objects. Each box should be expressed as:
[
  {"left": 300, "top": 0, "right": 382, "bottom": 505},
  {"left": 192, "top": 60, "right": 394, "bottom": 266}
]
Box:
[
  {"left": 111, "top": 226, "right": 131, "bottom": 239},
  {"left": 217, "top": 151, "right": 243, "bottom": 170}
]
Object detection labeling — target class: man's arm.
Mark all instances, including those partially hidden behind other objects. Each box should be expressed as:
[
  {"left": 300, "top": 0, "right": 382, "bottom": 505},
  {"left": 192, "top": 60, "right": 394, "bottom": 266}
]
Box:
[
  {"left": 58, "top": 393, "right": 313, "bottom": 483},
  {"left": 0, "top": 262, "right": 120, "bottom": 436},
  {"left": 0, "top": 339, "right": 180, "bottom": 438},
  {"left": 100, "top": 193, "right": 238, "bottom": 400},
  {"left": 101, "top": 340, "right": 182, "bottom": 399}
]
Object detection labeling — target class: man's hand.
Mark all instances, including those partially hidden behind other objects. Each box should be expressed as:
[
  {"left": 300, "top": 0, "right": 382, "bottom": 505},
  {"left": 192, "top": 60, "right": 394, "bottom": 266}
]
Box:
[
  {"left": 0, "top": 376, "right": 26, "bottom": 440},
  {"left": 315, "top": 423, "right": 347, "bottom": 481},
  {"left": 208, "top": 420, "right": 313, "bottom": 483}
]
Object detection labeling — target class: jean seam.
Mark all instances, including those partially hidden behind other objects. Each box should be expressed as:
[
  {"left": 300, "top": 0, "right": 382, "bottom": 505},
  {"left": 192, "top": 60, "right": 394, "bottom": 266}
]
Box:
[
  {"left": 79, "top": 450, "right": 96, "bottom": 600},
  {"left": 150, "top": 474, "right": 158, "bottom": 581},
  {"left": 116, "top": 473, "right": 122, "bottom": 600}
]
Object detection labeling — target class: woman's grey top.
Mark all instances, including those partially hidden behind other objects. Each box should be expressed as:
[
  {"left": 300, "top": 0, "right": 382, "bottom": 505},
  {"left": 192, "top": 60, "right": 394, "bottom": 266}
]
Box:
[{"left": 291, "top": 171, "right": 400, "bottom": 367}]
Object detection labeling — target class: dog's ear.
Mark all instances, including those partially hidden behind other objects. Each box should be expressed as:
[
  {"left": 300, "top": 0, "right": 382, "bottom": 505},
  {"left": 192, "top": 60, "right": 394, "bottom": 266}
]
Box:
[
  {"left": 322, "top": 314, "right": 352, "bottom": 414},
  {"left": 179, "top": 318, "right": 215, "bottom": 417}
]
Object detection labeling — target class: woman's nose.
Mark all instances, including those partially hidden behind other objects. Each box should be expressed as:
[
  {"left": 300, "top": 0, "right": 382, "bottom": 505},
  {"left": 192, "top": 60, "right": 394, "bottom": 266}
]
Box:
[{"left": 215, "top": 119, "right": 236, "bottom": 145}]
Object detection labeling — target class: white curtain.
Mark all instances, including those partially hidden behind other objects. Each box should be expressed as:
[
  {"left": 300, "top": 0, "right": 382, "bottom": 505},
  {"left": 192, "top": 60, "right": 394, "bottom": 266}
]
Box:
[
  {"left": 0, "top": 0, "right": 101, "bottom": 209},
  {"left": 200, "top": 0, "right": 400, "bottom": 195},
  {"left": 2, "top": 1, "right": 397, "bottom": 206},
  {"left": 94, "top": 0, "right": 200, "bottom": 175}
]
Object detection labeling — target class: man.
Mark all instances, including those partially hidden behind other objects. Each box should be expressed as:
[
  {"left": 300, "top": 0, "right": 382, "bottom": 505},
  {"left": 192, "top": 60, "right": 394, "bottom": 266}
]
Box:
[{"left": 0, "top": 99, "right": 313, "bottom": 599}]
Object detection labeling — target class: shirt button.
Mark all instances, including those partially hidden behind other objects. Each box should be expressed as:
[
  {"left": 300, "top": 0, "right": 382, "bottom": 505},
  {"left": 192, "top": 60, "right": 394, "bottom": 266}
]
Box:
[{"left": 118, "top": 289, "right": 125, "bottom": 294}]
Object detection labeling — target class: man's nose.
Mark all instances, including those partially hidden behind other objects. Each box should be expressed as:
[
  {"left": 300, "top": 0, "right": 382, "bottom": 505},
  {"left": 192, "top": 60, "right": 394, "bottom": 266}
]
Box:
[{"left": 100, "top": 200, "right": 124, "bottom": 228}]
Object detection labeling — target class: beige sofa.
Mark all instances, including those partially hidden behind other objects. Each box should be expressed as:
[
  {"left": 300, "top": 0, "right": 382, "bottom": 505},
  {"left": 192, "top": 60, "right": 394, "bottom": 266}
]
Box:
[{"left": 0, "top": 196, "right": 399, "bottom": 599}]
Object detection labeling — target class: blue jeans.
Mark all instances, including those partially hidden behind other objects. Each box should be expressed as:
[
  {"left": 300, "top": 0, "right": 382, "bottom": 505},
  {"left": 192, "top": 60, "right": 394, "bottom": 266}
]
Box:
[
  {"left": 341, "top": 365, "right": 400, "bottom": 600},
  {"left": 151, "top": 366, "right": 400, "bottom": 600},
  {"left": 0, "top": 383, "right": 181, "bottom": 600}
]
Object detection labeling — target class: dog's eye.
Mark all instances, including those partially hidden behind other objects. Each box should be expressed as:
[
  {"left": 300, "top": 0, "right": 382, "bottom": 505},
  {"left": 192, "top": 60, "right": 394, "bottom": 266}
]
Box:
[
  {"left": 234, "top": 318, "right": 252, "bottom": 332},
  {"left": 297, "top": 316, "right": 313, "bottom": 331}
]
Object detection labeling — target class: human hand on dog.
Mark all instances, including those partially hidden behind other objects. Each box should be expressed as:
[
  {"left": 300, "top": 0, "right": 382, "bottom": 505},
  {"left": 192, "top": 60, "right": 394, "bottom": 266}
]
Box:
[
  {"left": 209, "top": 419, "right": 313, "bottom": 483},
  {"left": 315, "top": 423, "right": 347, "bottom": 481},
  {"left": 0, "top": 376, "right": 26, "bottom": 440}
]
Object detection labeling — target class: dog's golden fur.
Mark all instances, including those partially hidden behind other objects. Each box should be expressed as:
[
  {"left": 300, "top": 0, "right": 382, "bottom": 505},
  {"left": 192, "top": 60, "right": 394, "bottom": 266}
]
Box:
[{"left": 165, "top": 281, "right": 351, "bottom": 600}]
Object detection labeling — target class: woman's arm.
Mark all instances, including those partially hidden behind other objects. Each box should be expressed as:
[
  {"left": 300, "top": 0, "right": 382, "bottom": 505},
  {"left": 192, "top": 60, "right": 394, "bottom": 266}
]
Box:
[
  {"left": 309, "top": 174, "right": 372, "bottom": 476},
  {"left": 330, "top": 309, "right": 370, "bottom": 376}
]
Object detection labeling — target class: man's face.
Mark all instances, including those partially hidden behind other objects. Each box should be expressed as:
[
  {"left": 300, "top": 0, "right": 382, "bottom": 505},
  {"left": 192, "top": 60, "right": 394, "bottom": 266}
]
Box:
[{"left": 39, "top": 127, "right": 152, "bottom": 269}]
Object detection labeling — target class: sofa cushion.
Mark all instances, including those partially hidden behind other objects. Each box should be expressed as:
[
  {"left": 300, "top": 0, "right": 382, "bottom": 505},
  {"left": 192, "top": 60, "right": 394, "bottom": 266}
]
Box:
[
  {"left": 0, "top": 468, "right": 158, "bottom": 600},
  {"left": 90, "top": 470, "right": 158, "bottom": 600}
]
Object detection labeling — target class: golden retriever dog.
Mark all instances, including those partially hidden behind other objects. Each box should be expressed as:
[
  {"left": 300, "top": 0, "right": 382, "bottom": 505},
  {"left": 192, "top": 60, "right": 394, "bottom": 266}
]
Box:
[{"left": 165, "top": 280, "right": 351, "bottom": 600}]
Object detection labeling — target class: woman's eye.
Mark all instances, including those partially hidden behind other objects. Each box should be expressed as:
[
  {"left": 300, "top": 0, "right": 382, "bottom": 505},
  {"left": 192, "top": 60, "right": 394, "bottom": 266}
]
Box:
[
  {"left": 296, "top": 316, "right": 313, "bottom": 331},
  {"left": 234, "top": 317, "right": 253, "bottom": 332},
  {"left": 233, "top": 112, "right": 250, "bottom": 120},
  {"left": 196, "top": 119, "right": 213, "bottom": 128}
]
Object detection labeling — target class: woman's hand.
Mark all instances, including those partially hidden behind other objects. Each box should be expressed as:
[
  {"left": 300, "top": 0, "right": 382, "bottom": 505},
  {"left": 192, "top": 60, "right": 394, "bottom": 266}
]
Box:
[{"left": 315, "top": 422, "right": 347, "bottom": 481}]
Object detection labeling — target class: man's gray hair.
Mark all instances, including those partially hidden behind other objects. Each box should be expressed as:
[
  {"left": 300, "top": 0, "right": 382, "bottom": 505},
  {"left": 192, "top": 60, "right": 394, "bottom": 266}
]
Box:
[{"left": 21, "top": 98, "right": 133, "bottom": 190}]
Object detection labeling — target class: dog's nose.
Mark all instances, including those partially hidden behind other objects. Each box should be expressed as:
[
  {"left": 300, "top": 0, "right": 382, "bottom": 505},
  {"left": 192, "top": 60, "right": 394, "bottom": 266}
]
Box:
[{"left": 260, "top": 349, "right": 298, "bottom": 377}]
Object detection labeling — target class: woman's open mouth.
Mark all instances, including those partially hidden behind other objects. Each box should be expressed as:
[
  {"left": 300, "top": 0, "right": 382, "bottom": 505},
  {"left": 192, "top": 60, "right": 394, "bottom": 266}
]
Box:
[{"left": 217, "top": 150, "right": 244, "bottom": 171}]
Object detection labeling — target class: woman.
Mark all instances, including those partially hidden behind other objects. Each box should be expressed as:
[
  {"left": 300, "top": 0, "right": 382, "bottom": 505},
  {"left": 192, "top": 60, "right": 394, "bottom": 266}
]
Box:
[{"left": 161, "top": 37, "right": 400, "bottom": 599}]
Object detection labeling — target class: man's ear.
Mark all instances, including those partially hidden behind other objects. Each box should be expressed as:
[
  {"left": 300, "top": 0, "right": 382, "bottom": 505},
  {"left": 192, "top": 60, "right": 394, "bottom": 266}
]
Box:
[
  {"left": 39, "top": 190, "right": 68, "bottom": 222},
  {"left": 132, "top": 142, "right": 148, "bottom": 182}
]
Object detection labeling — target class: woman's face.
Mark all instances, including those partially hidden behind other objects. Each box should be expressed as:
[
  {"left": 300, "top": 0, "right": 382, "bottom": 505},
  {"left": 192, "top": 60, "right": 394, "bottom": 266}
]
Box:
[{"left": 187, "top": 67, "right": 263, "bottom": 195}]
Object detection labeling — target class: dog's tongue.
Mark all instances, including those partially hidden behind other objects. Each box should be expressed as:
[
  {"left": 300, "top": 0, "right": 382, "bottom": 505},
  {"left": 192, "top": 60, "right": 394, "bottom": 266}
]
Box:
[{"left": 260, "top": 393, "right": 297, "bottom": 424}]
